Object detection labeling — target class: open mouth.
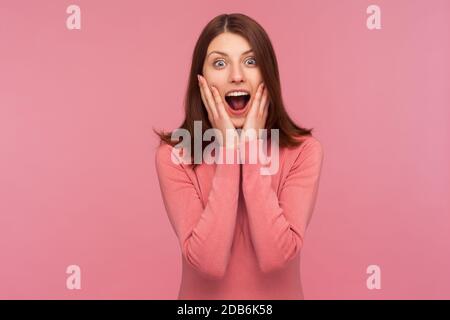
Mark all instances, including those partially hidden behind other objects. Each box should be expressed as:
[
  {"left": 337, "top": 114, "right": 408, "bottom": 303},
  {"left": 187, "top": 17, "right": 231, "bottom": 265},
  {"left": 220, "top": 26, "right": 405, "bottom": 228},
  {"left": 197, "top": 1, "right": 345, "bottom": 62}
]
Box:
[{"left": 224, "top": 94, "right": 251, "bottom": 111}]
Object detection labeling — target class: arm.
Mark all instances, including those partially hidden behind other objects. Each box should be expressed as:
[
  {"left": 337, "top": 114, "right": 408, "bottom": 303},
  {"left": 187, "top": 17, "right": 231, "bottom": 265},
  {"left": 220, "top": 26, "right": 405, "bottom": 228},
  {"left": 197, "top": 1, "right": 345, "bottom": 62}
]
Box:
[
  {"left": 155, "top": 143, "right": 240, "bottom": 279},
  {"left": 240, "top": 137, "right": 324, "bottom": 273}
]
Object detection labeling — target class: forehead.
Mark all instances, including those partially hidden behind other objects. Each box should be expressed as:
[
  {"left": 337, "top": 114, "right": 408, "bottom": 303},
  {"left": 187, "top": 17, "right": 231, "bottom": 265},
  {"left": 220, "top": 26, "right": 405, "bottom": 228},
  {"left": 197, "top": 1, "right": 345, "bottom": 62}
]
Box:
[{"left": 206, "top": 32, "right": 252, "bottom": 56}]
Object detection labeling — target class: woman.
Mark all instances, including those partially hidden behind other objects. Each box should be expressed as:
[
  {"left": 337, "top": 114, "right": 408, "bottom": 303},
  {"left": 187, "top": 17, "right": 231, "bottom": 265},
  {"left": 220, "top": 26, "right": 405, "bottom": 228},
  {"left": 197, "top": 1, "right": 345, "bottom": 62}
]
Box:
[{"left": 154, "top": 13, "right": 324, "bottom": 300}]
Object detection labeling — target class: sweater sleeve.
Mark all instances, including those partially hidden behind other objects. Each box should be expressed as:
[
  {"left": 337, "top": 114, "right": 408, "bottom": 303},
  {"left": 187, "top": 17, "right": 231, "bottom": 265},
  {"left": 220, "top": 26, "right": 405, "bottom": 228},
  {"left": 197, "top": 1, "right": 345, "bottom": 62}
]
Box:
[
  {"left": 155, "top": 143, "right": 240, "bottom": 279},
  {"left": 240, "top": 137, "right": 324, "bottom": 273}
]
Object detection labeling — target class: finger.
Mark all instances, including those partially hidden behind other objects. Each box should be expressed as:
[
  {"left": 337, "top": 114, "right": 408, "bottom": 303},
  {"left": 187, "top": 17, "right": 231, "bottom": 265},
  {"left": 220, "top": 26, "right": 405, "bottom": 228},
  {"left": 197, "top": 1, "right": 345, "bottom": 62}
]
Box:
[
  {"left": 258, "top": 86, "right": 269, "bottom": 117},
  {"left": 199, "top": 75, "right": 219, "bottom": 120},
  {"left": 198, "top": 79, "right": 214, "bottom": 123},
  {"left": 250, "top": 82, "right": 265, "bottom": 117},
  {"left": 262, "top": 101, "right": 269, "bottom": 123},
  {"left": 198, "top": 75, "right": 218, "bottom": 122},
  {"left": 211, "top": 86, "right": 228, "bottom": 118}
]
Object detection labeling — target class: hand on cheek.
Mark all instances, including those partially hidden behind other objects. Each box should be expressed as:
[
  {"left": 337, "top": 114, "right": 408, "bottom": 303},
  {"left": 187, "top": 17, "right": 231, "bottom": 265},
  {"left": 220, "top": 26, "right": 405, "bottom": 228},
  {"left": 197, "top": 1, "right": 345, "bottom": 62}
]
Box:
[
  {"left": 197, "top": 74, "right": 240, "bottom": 148},
  {"left": 241, "top": 82, "right": 269, "bottom": 142}
]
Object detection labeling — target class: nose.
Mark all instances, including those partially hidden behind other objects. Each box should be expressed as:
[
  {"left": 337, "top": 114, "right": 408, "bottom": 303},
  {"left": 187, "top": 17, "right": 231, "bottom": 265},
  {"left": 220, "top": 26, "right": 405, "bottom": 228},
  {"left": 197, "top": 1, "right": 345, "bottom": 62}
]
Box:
[{"left": 229, "top": 64, "right": 245, "bottom": 84}]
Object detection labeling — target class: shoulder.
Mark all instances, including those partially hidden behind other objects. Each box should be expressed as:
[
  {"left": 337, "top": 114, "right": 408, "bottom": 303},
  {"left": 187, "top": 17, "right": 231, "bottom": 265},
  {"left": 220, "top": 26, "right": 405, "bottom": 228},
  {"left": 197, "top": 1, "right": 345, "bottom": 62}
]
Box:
[
  {"left": 289, "top": 135, "right": 323, "bottom": 158},
  {"left": 155, "top": 141, "right": 172, "bottom": 165},
  {"left": 283, "top": 135, "right": 324, "bottom": 169},
  {"left": 154, "top": 141, "right": 186, "bottom": 170}
]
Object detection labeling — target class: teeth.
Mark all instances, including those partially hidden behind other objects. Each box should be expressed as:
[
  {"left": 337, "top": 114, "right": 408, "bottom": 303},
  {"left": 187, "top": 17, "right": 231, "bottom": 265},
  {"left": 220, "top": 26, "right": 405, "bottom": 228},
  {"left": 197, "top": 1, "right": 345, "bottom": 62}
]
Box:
[{"left": 226, "top": 91, "right": 249, "bottom": 97}]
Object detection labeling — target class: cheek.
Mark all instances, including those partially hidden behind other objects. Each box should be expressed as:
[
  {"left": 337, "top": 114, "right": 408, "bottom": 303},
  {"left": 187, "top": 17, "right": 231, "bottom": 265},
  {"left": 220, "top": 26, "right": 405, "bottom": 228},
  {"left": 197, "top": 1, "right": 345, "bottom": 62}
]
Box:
[
  {"left": 204, "top": 76, "right": 223, "bottom": 91},
  {"left": 204, "top": 69, "right": 228, "bottom": 83},
  {"left": 248, "top": 71, "right": 263, "bottom": 84},
  {"left": 203, "top": 69, "right": 223, "bottom": 83}
]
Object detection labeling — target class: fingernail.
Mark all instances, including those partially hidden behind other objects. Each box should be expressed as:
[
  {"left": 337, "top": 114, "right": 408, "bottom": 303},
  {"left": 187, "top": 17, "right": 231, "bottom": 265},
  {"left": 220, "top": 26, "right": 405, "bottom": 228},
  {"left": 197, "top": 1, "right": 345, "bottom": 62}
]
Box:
[{"left": 197, "top": 75, "right": 200, "bottom": 82}]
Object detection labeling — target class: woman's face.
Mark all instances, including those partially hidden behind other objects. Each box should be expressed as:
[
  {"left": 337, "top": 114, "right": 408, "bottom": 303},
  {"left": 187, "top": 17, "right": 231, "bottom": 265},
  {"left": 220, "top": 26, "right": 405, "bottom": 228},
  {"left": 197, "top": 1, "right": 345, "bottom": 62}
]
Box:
[{"left": 202, "top": 32, "right": 263, "bottom": 128}]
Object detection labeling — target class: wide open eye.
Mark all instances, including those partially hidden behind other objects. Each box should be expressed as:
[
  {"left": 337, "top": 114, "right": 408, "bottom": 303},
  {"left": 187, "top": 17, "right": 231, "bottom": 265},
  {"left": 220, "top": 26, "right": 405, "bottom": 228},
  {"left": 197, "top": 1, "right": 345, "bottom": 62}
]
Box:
[
  {"left": 213, "top": 59, "right": 226, "bottom": 68},
  {"left": 245, "top": 57, "right": 257, "bottom": 65}
]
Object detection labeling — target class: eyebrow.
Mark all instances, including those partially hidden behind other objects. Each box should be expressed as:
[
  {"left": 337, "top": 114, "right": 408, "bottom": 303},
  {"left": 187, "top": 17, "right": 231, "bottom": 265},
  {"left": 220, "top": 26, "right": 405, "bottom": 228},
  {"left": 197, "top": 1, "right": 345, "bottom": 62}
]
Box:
[{"left": 207, "top": 49, "right": 254, "bottom": 58}]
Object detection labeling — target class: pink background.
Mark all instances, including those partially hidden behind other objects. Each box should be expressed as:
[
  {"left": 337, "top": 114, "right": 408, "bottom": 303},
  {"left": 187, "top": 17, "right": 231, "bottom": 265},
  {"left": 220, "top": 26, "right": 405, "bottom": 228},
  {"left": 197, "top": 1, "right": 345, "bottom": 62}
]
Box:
[{"left": 1, "top": 0, "right": 449, "bottom": 299}]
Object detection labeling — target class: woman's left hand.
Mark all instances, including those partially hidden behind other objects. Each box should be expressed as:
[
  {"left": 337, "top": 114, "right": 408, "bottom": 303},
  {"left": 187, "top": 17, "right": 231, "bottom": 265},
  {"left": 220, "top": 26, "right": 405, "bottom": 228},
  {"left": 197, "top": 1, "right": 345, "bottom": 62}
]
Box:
[{"left": 240, "top": 82, "right": 270, "bottom": 142}]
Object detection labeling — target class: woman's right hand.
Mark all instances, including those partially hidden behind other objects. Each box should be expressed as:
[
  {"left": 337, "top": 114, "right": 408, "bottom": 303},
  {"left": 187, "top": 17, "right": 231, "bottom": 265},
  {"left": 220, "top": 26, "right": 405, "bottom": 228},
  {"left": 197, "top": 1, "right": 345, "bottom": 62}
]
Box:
[{"left": 197, "top": 74, "right": 239, "bottom": 149}]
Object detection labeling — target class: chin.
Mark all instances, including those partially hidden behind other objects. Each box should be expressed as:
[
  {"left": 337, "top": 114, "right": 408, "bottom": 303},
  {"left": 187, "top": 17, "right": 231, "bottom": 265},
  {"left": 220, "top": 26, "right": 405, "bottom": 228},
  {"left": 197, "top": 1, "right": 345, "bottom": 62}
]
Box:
[{"left": 231, "top": 118, "right": 245, "bottom": 129}]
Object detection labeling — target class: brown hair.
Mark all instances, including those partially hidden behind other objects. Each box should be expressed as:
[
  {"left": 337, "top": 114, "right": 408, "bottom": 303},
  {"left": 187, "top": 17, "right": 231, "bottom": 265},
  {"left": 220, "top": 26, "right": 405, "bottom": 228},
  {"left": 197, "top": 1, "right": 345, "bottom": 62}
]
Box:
[{"left": 153, "top": 13, "right": 314, "bottom": 167}]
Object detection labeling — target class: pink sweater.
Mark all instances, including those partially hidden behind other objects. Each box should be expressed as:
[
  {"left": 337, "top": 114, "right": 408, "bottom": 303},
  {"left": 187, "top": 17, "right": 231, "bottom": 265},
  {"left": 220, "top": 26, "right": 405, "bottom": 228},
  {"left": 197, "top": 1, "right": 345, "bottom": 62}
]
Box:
[{"left": 155, "top": 135, "right": 324, "bottom": 300}]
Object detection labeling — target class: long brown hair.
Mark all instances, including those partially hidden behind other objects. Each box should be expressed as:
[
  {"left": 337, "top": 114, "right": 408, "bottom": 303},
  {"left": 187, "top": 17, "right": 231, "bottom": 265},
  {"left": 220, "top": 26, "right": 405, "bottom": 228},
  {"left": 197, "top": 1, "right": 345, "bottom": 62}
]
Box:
[{"left": 154, "top": 13, "right": 314, "bottom": 167}]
